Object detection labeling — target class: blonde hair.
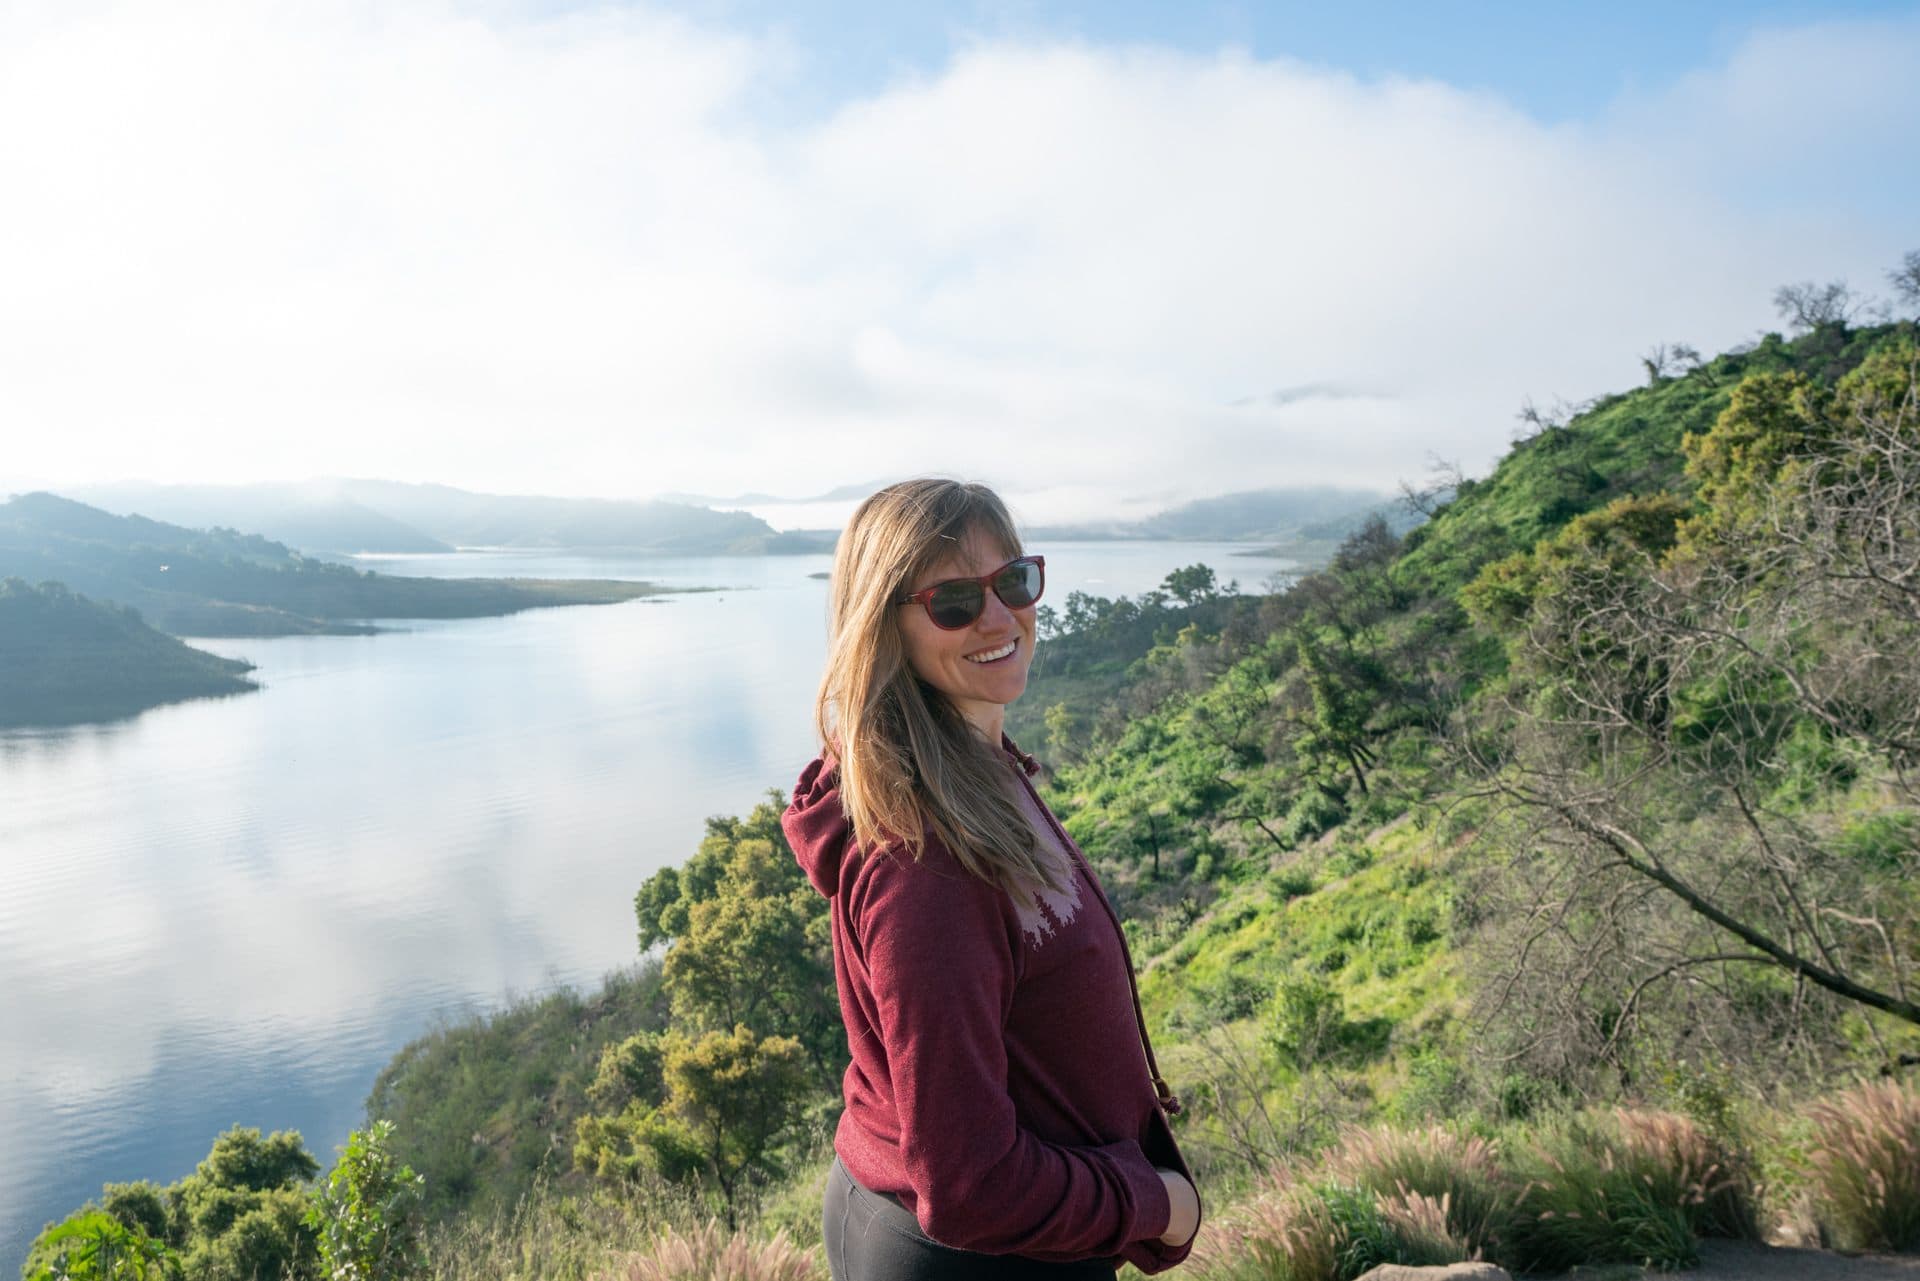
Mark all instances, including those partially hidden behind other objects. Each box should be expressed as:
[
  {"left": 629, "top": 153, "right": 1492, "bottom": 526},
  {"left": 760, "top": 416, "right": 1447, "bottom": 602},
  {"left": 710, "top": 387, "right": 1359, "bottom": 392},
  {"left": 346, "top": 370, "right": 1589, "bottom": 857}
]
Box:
[{"left": 813, "top": 478, "right": 1062, "bottom": 896}]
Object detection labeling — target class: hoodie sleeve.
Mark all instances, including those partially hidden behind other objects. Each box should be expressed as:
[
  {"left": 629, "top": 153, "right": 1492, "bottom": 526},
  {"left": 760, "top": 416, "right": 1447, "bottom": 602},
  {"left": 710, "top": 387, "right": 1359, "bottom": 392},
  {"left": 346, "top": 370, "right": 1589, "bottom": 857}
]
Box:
[{"left": 851, "top": 846, "right": 1173, "bottom": 1258}]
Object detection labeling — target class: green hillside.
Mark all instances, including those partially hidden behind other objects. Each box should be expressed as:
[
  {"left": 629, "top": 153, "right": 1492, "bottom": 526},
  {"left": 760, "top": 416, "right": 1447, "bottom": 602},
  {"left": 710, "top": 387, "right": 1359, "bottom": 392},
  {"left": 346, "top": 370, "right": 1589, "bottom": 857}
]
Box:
[{"left": 0, "top": 579, "right": 256, "bottom": 727}]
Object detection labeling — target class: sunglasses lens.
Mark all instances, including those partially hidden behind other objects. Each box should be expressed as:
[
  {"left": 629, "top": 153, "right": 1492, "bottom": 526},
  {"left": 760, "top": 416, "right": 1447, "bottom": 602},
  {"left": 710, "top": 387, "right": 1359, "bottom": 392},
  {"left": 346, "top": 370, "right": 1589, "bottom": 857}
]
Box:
[
  {"left": 927, "top": 582, "right": 985, "bottom": 629},
  {"left": 995, "top": 559, "right": 1042, "bottom": 609}
]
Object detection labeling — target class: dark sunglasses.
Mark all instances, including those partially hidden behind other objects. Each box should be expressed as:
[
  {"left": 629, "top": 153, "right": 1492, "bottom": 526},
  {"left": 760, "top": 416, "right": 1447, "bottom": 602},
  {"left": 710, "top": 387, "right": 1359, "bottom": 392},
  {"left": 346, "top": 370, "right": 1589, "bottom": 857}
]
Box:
[{"left": 895, "top": 555, "right": 1046, "bottom": 630}]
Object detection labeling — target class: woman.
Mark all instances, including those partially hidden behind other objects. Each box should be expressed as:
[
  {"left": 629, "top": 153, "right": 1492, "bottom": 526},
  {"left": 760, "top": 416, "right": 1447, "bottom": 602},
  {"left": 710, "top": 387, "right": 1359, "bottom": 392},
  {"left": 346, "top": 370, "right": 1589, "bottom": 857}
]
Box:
[{"left": 781, "top": 478, "right": 1201, "bottom": 1279}]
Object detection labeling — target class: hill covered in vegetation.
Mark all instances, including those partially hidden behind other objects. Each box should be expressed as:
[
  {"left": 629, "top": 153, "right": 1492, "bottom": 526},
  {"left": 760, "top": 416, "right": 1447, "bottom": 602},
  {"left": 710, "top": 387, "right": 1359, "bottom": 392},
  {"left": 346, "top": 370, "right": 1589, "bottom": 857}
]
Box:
[
  {"left": 0, "top": 493, "right": 667, "bottom": 638},
  {"left": 0, "top": 579, "right": 256, "bottom": 727}
]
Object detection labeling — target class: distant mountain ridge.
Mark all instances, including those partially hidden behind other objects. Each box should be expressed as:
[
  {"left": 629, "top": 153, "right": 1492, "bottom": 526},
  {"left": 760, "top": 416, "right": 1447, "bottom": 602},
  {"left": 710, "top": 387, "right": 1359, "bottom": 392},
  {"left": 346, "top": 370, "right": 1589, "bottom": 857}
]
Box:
[
  {"left": 68, "top": 479, "right": 801, "bottom": 556},
  {"left": 1029, "top": 486, "right": 1409, "bottom": 551},
  {"left": 0, "top": 492, "right": 660, "bottom": 637},
  {"left": 71, "top": 482, "right": 452, "bottom": 555}
]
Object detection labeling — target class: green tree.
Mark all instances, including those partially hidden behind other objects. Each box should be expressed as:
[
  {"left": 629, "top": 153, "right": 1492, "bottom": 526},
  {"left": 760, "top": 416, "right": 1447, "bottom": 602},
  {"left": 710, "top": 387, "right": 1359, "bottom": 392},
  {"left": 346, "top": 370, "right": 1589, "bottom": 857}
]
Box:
[
  {"left": 1161, "top": 564, "right": 1219, "bottom": 606},
  {"left": 172, "top": 1127, "right": 320, "bottom": 1281},
  {"left": 585, "top": 1030, "right": 667, "bottom": 1113},
  {"left": 305, "top": 1121, "right": 425, "bottom": 1281},
  {"left": 30, "top": 1128, "right": 321, "bottom": 1281},
  {"left": 23, "top": 1211, "right": 181, "bottom": 1281},
  {"left": 575, "top": 1026, "right": 809, "bottom": 1228},
  {"left": 637, "top": 797, "right": 838, "bottom": 1076},
  {"left": 656, "top": 1026, "right": 810, "bottom": 1226},
  {"left": 1279, "top": 517, "right": 1414, "bottom": 798}
]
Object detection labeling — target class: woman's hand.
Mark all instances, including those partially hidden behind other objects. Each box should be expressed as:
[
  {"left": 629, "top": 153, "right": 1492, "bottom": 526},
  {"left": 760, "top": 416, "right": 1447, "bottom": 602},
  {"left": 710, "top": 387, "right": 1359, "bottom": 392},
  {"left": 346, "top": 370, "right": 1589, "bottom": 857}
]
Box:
[{"left": 1155, "top": 1168, "right": 1199, "bottom": 1247}]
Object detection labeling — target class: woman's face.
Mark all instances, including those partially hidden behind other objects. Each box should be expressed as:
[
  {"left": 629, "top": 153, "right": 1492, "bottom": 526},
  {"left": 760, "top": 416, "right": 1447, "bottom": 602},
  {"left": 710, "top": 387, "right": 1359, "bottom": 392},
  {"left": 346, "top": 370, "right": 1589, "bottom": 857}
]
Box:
[{"left": 897, "top": 525, "right": 1038, "bottom": 739}]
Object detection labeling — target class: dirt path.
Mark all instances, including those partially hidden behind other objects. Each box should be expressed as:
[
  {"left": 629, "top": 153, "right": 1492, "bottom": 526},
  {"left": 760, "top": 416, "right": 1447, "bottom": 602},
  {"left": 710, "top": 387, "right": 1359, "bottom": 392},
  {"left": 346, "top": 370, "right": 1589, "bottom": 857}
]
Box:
[{"left": 1564, "top": 1240, "right": 1920, "bottom": 1280}]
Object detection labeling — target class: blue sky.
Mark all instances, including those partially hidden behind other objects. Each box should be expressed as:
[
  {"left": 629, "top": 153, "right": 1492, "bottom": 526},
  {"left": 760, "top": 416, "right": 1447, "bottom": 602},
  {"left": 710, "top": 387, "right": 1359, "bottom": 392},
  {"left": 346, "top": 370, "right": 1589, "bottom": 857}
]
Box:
[
  {"left": 0, "top": 1, "right": 1915, "bottom": 519},
  {"left": 664, "top": 0, "right": 1920, "bottom": 120}
]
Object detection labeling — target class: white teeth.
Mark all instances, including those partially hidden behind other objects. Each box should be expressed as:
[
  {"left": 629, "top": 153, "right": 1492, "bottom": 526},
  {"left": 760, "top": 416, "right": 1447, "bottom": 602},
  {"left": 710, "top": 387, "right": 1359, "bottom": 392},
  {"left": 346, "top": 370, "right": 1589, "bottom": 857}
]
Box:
[{"left": 966, "top": 640, "right": 1017, "bottom": 663}]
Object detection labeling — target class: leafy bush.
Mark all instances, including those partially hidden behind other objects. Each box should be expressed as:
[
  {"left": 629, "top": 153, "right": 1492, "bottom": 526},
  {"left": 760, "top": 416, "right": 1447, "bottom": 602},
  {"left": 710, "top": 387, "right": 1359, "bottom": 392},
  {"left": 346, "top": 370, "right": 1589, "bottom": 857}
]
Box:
[
  {"left": 1281, "top": 791, "right": 1346, "bottom": 847},
  {"left": 1806, "top": 1079, "right": 1920, "bottom": 1251},
  {"left": 307, "top": 1120, "right": 427, "bottom": 1281},
  {"left": 1264, "top": 974, "right": 1352, "bottom": 1070},
  {"left": 1268, "top": 864, "right": 1315, "bottom": 900},
  {"left": 23, "top": 1211, "right": 182, "bottom": 1281},
  {"left": 29, "top": 1127, "right": 322, "bottom": 1281}
]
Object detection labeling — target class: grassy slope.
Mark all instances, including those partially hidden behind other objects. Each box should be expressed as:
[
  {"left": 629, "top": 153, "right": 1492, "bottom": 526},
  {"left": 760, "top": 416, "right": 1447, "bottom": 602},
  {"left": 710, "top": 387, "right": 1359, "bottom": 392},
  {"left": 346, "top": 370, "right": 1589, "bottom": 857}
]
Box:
[{"left": 1033, "top": 322, "right": 1914, "bottom": 1169}]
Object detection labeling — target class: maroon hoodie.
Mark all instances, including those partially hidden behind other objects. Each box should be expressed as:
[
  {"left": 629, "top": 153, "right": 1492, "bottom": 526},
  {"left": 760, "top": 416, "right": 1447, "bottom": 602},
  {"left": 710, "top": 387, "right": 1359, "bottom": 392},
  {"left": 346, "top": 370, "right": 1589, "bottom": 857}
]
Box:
[{"left": 780, "top": 735, "right": 1198, "bottom": 1273}]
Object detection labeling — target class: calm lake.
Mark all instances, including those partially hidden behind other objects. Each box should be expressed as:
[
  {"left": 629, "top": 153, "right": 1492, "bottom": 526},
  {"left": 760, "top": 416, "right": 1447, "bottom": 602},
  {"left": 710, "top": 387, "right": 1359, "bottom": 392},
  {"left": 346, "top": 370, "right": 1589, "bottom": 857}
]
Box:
[{"left": 0, "top": 541, "right": 1294, "bottom": 1267}]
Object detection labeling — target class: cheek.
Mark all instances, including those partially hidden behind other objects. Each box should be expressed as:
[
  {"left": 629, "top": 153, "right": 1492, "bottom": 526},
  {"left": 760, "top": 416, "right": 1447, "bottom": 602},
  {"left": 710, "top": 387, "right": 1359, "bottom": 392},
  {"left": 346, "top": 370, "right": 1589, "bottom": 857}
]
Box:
[{"left": 898, "top": 620, "right": 945, "bottom": 683}]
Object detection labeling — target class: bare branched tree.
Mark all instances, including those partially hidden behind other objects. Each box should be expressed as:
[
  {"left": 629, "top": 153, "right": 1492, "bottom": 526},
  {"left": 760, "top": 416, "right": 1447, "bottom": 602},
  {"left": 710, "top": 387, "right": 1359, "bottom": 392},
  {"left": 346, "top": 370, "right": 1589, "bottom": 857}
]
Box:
[
  {"left": 1773, "top": 279, "right": 1862, "bottom": 334},
  {"left": 1399, "top": 453, "right": 1466, "bottom": 519},
  {"left": 1461, "top": 354, "right": 1920, "bottom": 1087},
  {"left": 1891, "top": 250, "right": 1920, "bottom": 318}
]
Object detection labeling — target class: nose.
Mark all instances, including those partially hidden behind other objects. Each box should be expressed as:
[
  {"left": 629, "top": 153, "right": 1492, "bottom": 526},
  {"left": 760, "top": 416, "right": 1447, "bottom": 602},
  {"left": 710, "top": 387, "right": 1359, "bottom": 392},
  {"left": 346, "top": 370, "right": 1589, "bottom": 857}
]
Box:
[
  {"left": 975, "top": 587, "right": 1021, "bottom": 633},
  {"left": 974, "top": 587, "right": 1022, "bottom": 632}
]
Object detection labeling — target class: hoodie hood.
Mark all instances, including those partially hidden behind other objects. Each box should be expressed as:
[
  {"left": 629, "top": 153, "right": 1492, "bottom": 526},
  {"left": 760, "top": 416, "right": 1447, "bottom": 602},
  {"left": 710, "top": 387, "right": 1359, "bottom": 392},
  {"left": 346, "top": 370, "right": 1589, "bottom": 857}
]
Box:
[
  {"left": 782, "top": 752, "right": 853, "bottom": 898},
  {"left": 780, "top": 735, "right": 1042, "bottom": 899}
]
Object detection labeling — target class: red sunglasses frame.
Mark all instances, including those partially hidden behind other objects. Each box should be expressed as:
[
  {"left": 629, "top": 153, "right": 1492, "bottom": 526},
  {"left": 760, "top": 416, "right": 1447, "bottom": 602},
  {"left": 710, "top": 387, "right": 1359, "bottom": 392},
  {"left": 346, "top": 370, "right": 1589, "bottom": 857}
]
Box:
[{"left": 894, "top": 555, "right": 1046, "bottom": 630}]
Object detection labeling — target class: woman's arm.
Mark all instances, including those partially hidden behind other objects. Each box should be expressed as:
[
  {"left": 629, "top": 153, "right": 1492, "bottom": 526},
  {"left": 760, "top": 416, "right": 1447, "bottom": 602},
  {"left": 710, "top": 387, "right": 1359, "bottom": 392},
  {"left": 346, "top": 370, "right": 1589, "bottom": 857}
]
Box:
[{"left": 853, "top": 855, "right": 1173, "bottom": 1258}]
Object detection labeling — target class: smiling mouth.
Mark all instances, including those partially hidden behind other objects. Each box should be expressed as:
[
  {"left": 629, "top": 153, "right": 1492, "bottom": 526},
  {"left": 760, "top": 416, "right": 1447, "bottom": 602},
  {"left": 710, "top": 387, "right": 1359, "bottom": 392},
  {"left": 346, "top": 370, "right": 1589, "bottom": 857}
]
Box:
[{"left": 964, "top": 638, "right": 1018, "bottom": 664}]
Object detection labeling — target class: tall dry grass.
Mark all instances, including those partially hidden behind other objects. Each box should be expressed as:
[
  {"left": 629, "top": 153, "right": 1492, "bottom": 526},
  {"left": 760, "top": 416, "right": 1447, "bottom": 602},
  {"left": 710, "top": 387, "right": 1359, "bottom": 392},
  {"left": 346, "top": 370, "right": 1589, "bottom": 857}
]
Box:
[
  {"left": 1376, "top": 1187, "right": 1474, "bottom": 1264},
  {"left": 1613, "top": 1108, "right": 1760, "bottom": 1241},
  {"left": 1806, "top": 1079, "right": 1920, "bottom": 1251},
  {"left": 1501, "top": 1114, "right": 1699, "bottom": 1274},
  {"left": 605, "top": 1220, "right": 823, "bottom": 1281},
  {"left": 1319, "top": 1123, "right": 1504, "bottom": 1255},
  {"left": 422, "top": 1175, "right": 701, "bottom": 1281},
  {"left": 1186, "top": 1172, "right": 1342, "bottom": 1281}
]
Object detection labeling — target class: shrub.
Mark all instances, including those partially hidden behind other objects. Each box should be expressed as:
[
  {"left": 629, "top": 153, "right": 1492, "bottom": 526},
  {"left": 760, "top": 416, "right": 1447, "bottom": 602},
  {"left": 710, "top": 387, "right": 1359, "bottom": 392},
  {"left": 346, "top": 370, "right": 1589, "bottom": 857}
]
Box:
[
  {"left": 1282, "top": 791, "right": 1346, "bottom": 847},
  {"left": 1376, "top": 1187, "right": 1474, "bottom": 1266},
  {"left": 1320, "top": 1124, "right": 1505, "bottom": 1256},
  {"left": 1500, "top": 1115, "right": 1697, "bottom": 1273},
  {"left": 1806, "top": 1079, "right": 1920, "bottom": 1251},
  {"left": 611, "top": 1220, "right": 823, "bottom": 1281},
  {"left": 1269, "top": 865, "right": 1315, "bottom": 900},
  {"left": 1613, "top": 1108, "right": 1758, "bottom": 1240},
  {"left": 23, "top": 1210, "right": 183, "bottom": 1281},
  {"left": 1264, "top": 975, "right": 1351, "bottom": 1070},
  {"left": 1385, "top": 1051, "right": 1470, "bottom": 1126},
  {"left": 1315, "top": 1183, "right": 1406, "bottom": 1277},
  {"left": 1187, "top": 1176, "right": 1341, "bottom": 1281},
  {"left": 307, "top": 1120, "right": 427, "bottom": 1281}
]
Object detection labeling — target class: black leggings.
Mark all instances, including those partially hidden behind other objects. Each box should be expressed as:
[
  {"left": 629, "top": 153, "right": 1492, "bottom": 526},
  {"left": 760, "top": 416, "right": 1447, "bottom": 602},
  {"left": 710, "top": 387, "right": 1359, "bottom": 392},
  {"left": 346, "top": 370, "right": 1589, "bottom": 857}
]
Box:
[{"left": 823, "top": 1157, "right": 1119, "bottom": 1280}]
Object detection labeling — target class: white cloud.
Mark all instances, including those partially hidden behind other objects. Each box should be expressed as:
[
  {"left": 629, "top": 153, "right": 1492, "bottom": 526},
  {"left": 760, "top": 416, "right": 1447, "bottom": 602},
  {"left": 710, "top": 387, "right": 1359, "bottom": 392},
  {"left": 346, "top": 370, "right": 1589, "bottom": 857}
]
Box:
[{"left": 0, "top": 4, "right": 1914, "bottom": 521}]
